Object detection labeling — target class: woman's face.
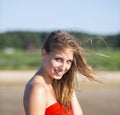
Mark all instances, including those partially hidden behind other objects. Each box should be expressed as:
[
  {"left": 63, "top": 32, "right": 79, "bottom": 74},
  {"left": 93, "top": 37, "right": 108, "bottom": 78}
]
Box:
[{"left": 42, "top": 48, "right": 73, "bottom": 80}]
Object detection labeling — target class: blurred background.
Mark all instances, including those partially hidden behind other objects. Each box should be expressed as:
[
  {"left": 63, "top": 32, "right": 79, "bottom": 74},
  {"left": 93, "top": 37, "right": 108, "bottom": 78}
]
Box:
[{"left": 0, "top": 0, "right": 120, "bottom": 115}]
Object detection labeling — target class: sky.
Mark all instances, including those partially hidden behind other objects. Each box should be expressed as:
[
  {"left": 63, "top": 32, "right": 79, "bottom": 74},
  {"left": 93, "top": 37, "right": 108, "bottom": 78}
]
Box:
[{"left": 0, "top": 0, "right": 120, "bottom": 35}]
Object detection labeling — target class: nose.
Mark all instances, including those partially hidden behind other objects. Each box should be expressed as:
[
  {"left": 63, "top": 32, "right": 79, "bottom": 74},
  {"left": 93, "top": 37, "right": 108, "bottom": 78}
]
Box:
[{"left": 59, "top": 62, "right": 67, "bottom": 71}]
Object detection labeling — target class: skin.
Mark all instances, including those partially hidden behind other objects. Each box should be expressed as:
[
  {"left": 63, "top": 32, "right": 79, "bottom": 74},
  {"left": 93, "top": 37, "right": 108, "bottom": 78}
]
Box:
[{"left": 23, "top": 48, "right": 83, "bottom": 115}]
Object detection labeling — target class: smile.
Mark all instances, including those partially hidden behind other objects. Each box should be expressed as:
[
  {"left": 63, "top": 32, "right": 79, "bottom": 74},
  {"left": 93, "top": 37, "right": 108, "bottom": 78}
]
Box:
[{"left": 54, "top": 69, "right": 63, "bottom": 76}]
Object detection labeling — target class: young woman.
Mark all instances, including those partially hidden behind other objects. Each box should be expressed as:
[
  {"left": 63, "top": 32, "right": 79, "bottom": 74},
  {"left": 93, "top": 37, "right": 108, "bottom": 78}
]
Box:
[{"left": 23, "top": 30, "right": 97, "bottom": 115}]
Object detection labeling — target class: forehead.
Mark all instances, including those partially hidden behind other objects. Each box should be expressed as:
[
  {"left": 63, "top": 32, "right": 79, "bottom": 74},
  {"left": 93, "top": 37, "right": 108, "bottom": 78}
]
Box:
[{"left": 50, "top": 48, "right": 73, "bottom": 59}]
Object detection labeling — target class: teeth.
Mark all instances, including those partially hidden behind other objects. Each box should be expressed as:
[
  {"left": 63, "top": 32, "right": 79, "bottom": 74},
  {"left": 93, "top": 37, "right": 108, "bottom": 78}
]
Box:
[
  {"left": 55, "top": 69, "right": 59, "bottom": 73},
  {"left": 54, "top": 69, "right": 62, "bottom": 75}
]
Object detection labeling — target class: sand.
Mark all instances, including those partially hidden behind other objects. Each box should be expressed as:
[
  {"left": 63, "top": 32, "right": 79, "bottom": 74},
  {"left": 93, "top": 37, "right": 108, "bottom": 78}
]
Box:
[{"left": 0, "top": 70, "right": 120, "bottom": 115}]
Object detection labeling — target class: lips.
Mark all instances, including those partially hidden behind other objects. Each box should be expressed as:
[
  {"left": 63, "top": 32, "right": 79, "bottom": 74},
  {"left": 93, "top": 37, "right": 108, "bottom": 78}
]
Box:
[{"left": 54, "top": 69, "right": 63, "bottom": 76}]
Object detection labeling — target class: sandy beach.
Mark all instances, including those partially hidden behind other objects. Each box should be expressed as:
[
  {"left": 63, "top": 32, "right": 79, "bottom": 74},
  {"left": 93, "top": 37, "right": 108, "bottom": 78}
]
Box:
[{"left": 0, "top": 70, "right": 120, "bottom": 115}]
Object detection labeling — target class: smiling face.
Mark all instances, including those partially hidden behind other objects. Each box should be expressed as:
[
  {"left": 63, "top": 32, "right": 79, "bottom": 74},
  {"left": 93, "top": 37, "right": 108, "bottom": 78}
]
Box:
[{"left": 42, "top": 48, "right": 73, "bottom": 80}]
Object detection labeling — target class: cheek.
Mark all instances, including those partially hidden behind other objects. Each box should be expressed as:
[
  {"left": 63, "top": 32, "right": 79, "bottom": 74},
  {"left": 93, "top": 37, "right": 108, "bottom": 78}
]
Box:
[
  {"left": 45, "top": 62, "right": 52, "bottom": 69},
  {"left": 45, "top": 60, "right": 56, "bottom": 70},
  {"left": 66, "top": 62, "right": 73, "bottom": 71},
  {"left": 50, "top": 60, "right": 59, "bottom": 67},
  {"left": 66, "top": 65, "right": 71, "bottom": 72},
  {"left": 68, "top": 65, "right": 71, "bottom": 69},
  {"left": 43, "top": 58, "right": 51, "bottom": 69}
]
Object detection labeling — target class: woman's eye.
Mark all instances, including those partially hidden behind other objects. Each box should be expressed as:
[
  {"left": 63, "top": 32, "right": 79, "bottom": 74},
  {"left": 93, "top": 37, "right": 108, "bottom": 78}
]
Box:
[
  {"left": 55, "top": 58, "right": 62, "bottom": 62},
  {"left": 67, "top": 60, "right": 73, "bottom": 64}
]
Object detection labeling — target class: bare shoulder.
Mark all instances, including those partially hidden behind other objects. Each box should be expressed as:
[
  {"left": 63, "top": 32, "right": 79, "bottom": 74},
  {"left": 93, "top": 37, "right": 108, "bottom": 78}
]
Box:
[
  {"left": 23, "top": 76, "right": 48, "bottom": 115},
  {"left": 24, "top": 76, "right": 48, "bottom": 103},
  {"left": 25, "top": 77, "right": 47, "bottom": 95},
  {"left": 29, "top": 80, "right": 47, "bottom": 95}
]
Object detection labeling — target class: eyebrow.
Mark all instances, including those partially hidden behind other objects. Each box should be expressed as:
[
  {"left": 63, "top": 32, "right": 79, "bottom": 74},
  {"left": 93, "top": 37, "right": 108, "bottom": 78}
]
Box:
[{"left": 56, "top": 54, "right": 73, "bottom": 61}]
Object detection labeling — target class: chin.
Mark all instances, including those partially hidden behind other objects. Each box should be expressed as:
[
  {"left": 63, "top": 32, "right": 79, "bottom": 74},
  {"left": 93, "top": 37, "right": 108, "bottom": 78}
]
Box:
[{"left": 54, "top": 75, "right": 63, "bottom": 80}]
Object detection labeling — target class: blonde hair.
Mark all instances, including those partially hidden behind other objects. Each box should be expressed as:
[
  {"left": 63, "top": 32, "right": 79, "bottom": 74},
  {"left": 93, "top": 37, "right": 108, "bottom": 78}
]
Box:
[{"left": 42, "top": 30, "right": 97, "bottom": 109}]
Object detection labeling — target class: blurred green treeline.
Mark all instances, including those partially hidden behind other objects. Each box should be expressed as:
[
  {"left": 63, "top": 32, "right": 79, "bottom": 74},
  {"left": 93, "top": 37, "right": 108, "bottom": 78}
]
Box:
[
  {"left": 0, "top": 31, "right": 120, "bottom": 70},
  {"left": 0, "top": 31, "right": 120, "bottom": 49}
]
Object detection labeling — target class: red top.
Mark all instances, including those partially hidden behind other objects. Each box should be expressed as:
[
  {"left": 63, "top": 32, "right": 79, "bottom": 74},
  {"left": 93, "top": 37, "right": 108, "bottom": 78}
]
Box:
[{"left": 45, "top": 102, "right": 74, "bottom": 115}]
